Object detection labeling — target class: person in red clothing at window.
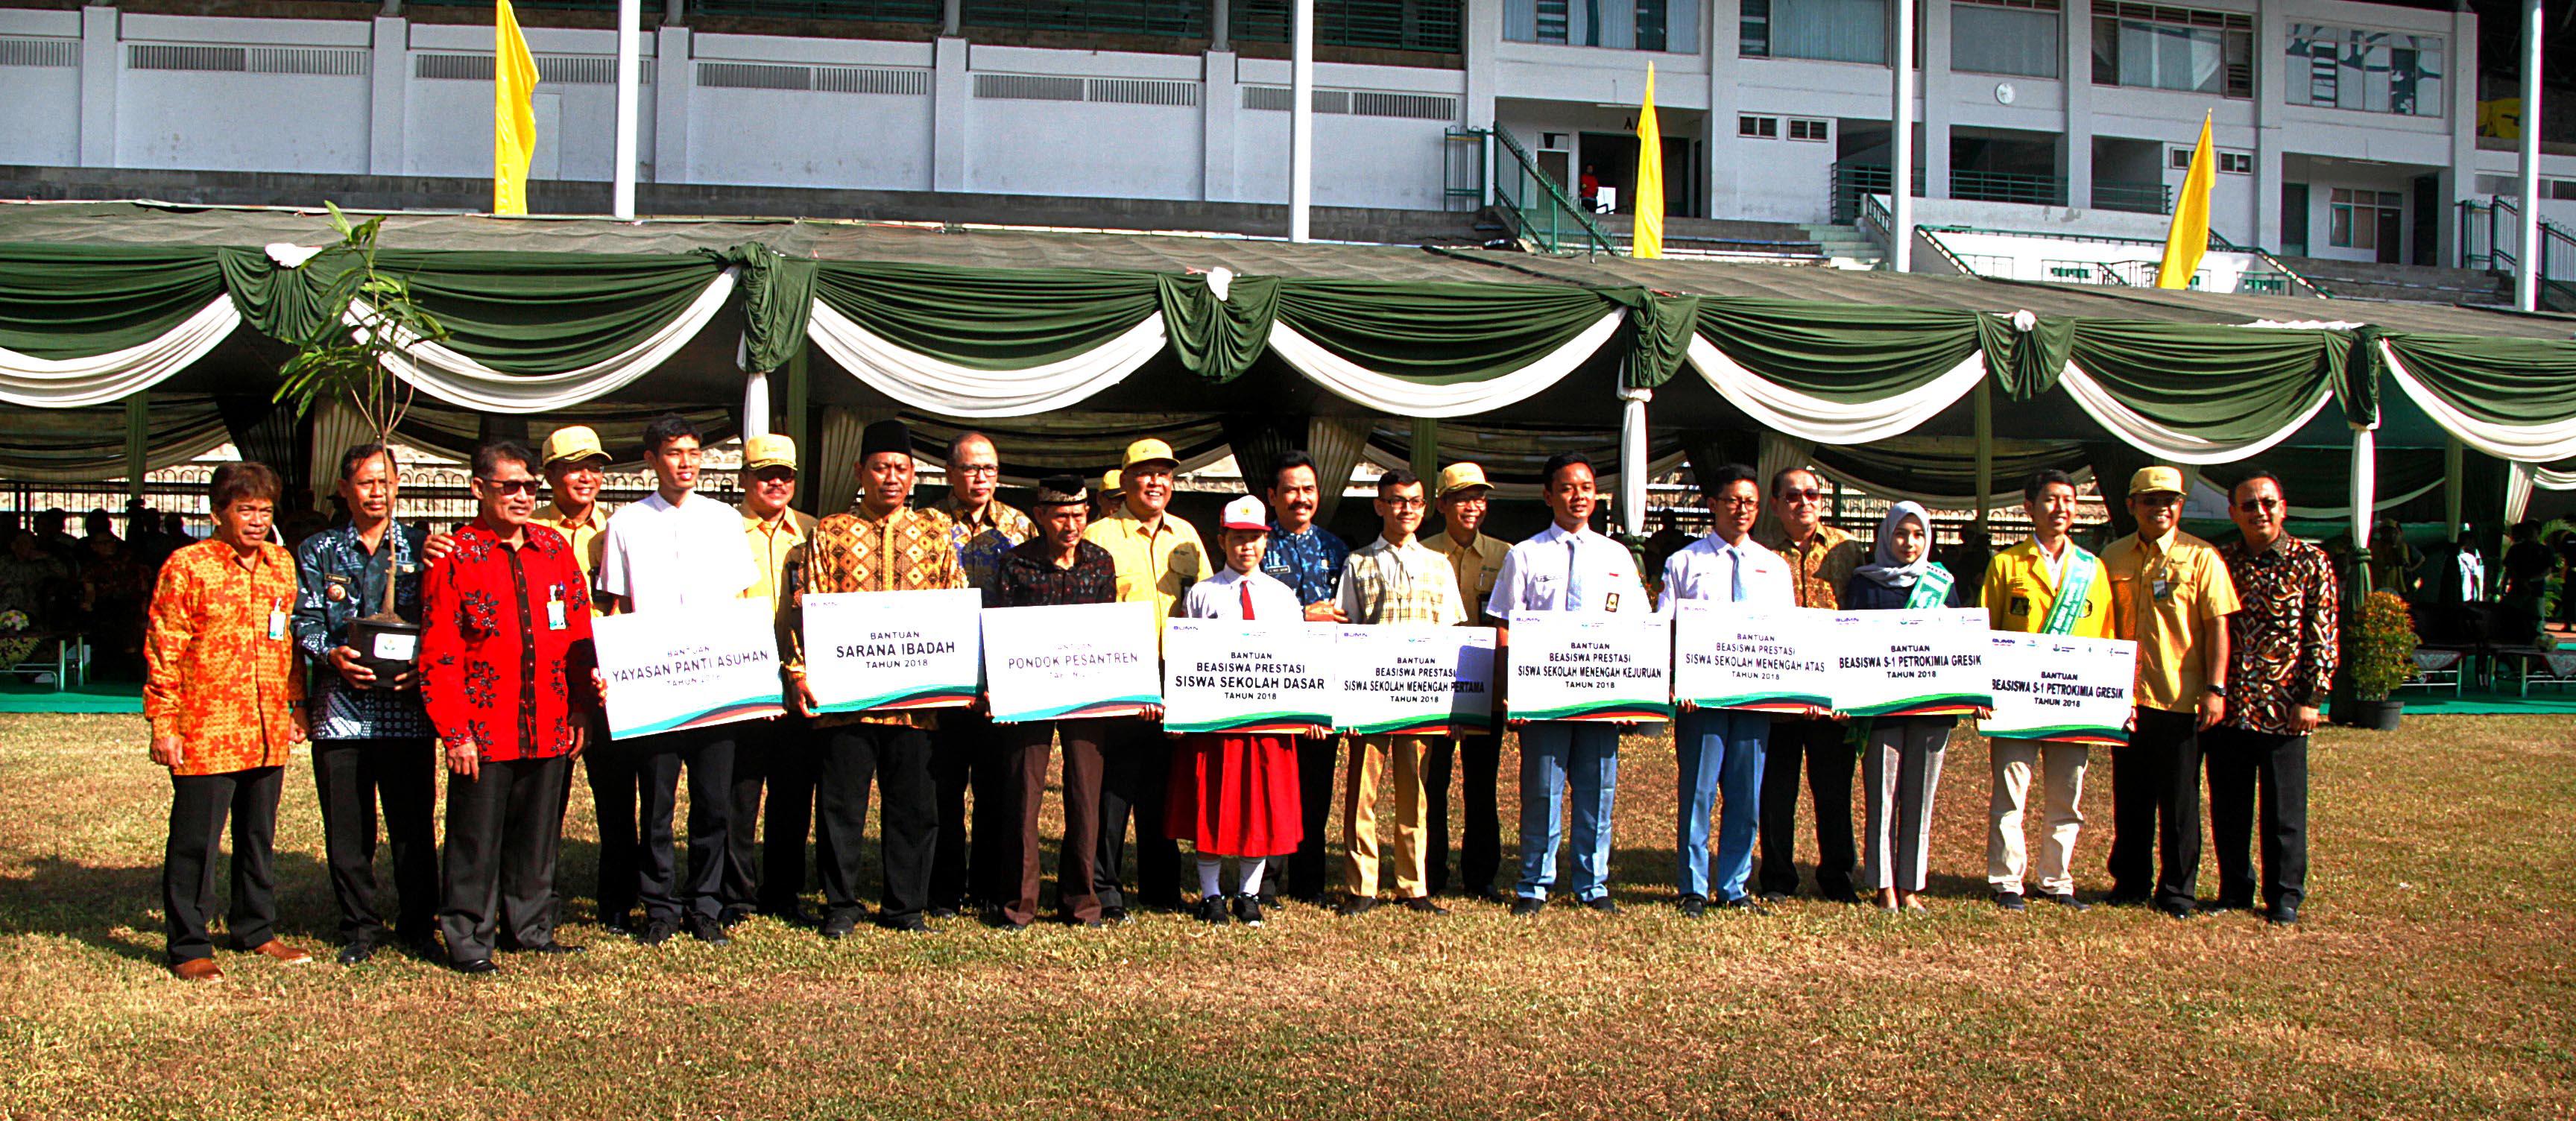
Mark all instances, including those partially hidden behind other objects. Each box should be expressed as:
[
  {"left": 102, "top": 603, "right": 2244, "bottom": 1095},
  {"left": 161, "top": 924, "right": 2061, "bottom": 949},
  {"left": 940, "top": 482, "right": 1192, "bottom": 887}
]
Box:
[{"left": 420, "top": 440, "right": 600, "bottom": 974}]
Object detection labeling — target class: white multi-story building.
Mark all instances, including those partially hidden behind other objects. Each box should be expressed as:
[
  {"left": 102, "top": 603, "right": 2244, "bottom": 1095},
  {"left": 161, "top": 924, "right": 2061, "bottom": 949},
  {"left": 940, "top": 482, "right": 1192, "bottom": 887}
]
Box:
[{"left": 0, "top": 0, "right": 2566, "bottom": 268}]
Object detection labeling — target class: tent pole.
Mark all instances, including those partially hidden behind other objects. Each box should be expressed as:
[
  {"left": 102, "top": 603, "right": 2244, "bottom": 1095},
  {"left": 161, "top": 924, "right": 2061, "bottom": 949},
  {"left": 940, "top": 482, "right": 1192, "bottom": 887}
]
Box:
[
  {"left": 1890, "top": 0, "right": 1915, "bottom": 273},
  {"left": 787, "top": 345, "right": 816, "bottom": 514},
  {"left": 613, "top": 0, "right": 641, "bottom": 219},
  {"left": 1409, "top": 417, "right": 1439, "bottom": 485},
  {"left": 2349, "top": 424, "right": 2376, "bottom": 593},
  {"left": 742, "top": 368, "right": 771, "bottom": 439},
  {"left": 1617, "top": 387, "right": 1650, "bottom": 537},
  {"left": 124, "top": 392, "right": 148, "bottom": 503},
  {"left": 2443, "top": 435, "right": 2464, "bottom": 541},
  {"left": 1289, "top": 0, "right": 1313, "bottom": 243},
  {"left": 2516, "top": 0, "right": 2542, "bottom": 312},
  {"left": 1972, "top": 381, "right": 1992, "bottom": 537}
]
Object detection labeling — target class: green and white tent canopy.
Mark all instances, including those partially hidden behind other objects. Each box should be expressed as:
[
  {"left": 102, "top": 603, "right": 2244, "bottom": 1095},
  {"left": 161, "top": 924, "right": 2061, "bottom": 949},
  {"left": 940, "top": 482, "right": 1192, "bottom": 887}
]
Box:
[{"left": 5, "top": 200, "right": 2573, "bottom": 540}]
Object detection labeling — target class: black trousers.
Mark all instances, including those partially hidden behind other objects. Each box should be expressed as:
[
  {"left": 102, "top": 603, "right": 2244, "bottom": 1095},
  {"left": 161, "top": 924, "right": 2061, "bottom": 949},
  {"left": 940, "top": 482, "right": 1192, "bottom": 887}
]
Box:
[
  {"left": 439, "top": 755, "right": 572, "bottom": 962},
  {"left": 929, "top": 710, "right": 1011, "bottom": 909},
  {"left": 634, "top": 727, "right": 734, "bottom": 926},
  {"left": 997, "top": 719, "right": 1107, "bottom": 927},
  {"left": 1758, "top": 717, "right": 1859, "bottom": 898},
  {"left": 310, "top": 736, "right": 438, "bottom": 947},
  {"left": 2204, "top": 725, "right": 2310, "bottom": 913},
  {"left": 2109, "top": 706, "right": 2204, "bottom": 909},
  {"left": 162, "top": 766, "right": 283, "bottom": 965},
  {"left": 584, "top": 729, "right": 645, "bottom": 922},
  {"left": 1422, "top": 731, "right": 1503, "bottom": 897},
  {"left": 1284, "top": 733, "right": 1342, "bottom": 900},
  {"left": 722, "top": 719, "right": 821, "bottom": 915},
  {"left": 1095, "top": 718, "right": 1181, "bottom": 911},
  {"left": 815, "top": 721, "right": 938, "bottom": 924}
]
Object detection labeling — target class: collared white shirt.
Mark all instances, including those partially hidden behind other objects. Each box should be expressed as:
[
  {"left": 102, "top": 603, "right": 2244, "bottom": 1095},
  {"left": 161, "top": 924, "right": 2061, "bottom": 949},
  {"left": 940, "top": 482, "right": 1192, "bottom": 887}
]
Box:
[
  {"left": 1182, "top": 566, "right": 1304, "bottom": 621},
  {"left": 1658, "top": 533, "right": 1795, "bottom": 609},
  {"left": 2035, "top": 535, "right": 2070, "bottom": 586},
  {"left": 1487, "top": 521, "right": 1649, "bottom": 619},
  {"left": 595, "top": 490, "right": 759, "bottom": 613}
]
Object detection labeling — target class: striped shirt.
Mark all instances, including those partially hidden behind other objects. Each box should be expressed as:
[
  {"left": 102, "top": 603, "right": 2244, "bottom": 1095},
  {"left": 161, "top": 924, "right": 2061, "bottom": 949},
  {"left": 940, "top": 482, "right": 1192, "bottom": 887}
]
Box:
[{"left": 1336, "top": 534, "right": 1467, "bottom": 627}]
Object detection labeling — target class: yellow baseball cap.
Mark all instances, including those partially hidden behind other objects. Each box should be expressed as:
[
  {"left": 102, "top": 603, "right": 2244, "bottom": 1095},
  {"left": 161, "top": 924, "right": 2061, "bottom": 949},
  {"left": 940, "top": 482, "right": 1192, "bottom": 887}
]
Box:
[
  {"left": 1121, "top": 438, "right": 1178, "bottom": 471},
  {"left": 1099, "top": 468, "right": 1123, "bottom": 496},
  {"left": 743, "top": 433, "right": 798, "bottom": 473},
  {"left": 2129, "top": 465, "right": 2185, "bottom": 496},
  {"left": 1437, "top": 462, "right": 1492, "bottom": 499},
  {"left": 541, "top": 425, "right": 610, "bottom": 468}
]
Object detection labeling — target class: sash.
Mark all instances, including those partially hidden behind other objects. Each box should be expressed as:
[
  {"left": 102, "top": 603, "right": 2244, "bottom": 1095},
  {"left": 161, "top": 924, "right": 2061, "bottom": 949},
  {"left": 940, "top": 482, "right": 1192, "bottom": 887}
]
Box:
[
  {"left": 2039, "top": 543, "right": 2096, "bottom": 636},
  {"left": 1903, "top": 563, "right": 1954, "bottom": 609}
]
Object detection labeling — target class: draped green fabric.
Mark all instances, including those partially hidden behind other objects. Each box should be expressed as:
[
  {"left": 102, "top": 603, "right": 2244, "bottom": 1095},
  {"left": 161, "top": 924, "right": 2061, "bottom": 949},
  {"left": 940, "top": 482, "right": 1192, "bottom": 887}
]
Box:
[
  {"left": 226, "top": 248, "right": 731, "bottom": 373},
  {"left": 1812, "top": 437, "right": 2092, "bottom": 505},
  {"left": 1694, "top": 299, "right": 1983, "bottom": 400},
  {"left": 738, "top": 245, "right": 815, "bottom": 374},
  {"left": 1158, "top": 274, "right": 1277, "bottom": 384},
  {"left": 0, "top": 244, "right": 230, "bottom": 359},
  {"left": 1603, "top": 289, "right": 1699, "bottom": 390},
  {"left": 2340, "top": 326, "right": 2382, "bottom": 429},
  {"left": 2066, "top": 322, "right": 2350, "bottom": 443},
  {"left": 1272, "top": 280, "right": 1617, "bottom": 385},
  {"left": 1975, "top": 312, "right": 2077, "bottom": 400},
  {"left": 0, "top": 397, "right": 230, "bottom": 479},
  {"left": 810, "top": 262, "right": 1162, "bottom": 370},
  {"left": 2382, "top": 332, "right": 2576, "bottom": 427}
]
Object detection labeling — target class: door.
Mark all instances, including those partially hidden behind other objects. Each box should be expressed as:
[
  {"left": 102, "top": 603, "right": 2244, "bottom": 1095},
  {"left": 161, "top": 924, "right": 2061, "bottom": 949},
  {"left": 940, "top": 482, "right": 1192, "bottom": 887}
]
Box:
[
  {"left": 2280, "top": 182, "right": 2309, "bottom": 257},
  {"left": 2411, "top": 174, "right": 2439, "bottom": 267},
  {"left": 2375, "top": 205, "right": 2402, "bottom": 265},
  {"left": 1538, "top": 149, "right": 1572, "bottom": 195}
]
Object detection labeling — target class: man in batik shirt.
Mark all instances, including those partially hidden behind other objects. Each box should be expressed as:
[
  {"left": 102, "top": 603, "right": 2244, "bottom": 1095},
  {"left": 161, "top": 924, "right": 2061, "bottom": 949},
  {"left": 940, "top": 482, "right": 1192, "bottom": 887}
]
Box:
[
  {"left": 926, "top": 430, "right": 1035, "bottom": 915},
  {"left": 1262, "top": 449, "right": 1351, "bottom": 903},
  {"left": 2209, "top": 471, "right": 2337, "bottom": 926}
]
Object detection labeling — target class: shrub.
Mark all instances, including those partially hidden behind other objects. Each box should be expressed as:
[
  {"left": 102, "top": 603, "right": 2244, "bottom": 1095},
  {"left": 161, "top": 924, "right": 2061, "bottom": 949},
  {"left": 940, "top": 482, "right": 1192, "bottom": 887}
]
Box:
[{"left": 2351, "top": 590, "right": 2421, "bottom": 702}]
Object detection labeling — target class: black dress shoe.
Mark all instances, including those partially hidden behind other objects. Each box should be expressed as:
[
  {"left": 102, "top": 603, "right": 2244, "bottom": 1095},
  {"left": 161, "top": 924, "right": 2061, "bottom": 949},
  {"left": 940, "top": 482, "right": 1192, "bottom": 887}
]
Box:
[
  {"left": 2156, "top": 901, "right": 2197, "bottom": 921},
  {"left": 337, "top": 943, "right": 374, "bottom": 966},
  {"left": 818, "top": 910, "right": 862, "bottom": 940},
  {"left": 520, "top": 941, "right": 586, "bottom": 955},
  {"left": 2205, "top": 897, "right": 2252, "bottom": 914},
  {"left": 685, "top": 915, "right": 732, "bottom": 945},
  {"left": 1509, "top": 896, "right": 1546, "bottom": 917},
  {"left": 1676, "top": 894, "right": 1708, "bottom": 918},
  {"left": 1759, "top": 891, "right": 1793, "bottom": 905},
  {"left": 1336, "top": 895, "right": 1380, "bottom": 918},
  {"left": 1231, "top": 894, "right": 1265, "bottom": 927},
  {"left": 599, "top": 912, "right": 638, "bottom": 936},
  {"left": 1994, "top": 891, "right": 2028, "bottom": 912},
  {"left": 1196, "top": 897, "right": 1232, "bottom": 926},
  {"left": 878, "top": 915, "right": 932, "bottom": 933},
  {"left": 1401, "top": 897, "right": 1448, "bottom": 915},
  {"left": 1585, "top": 897, "right": 1623, "bottom": 915},
  {"left": 634, "top": 921, "right": 678, "bottom": 946},
  {"left": 2039, "top": 891, "right": 2091, "bottom": 912},
  {"left": 1471, "top": 886, "right": 1512, "bottom": 905},
  {"left": 1720, "top": 896, "right": 1772, "bottom": 916},
  {"left": 717, "top": 905, "right": 755, "bottom": 928},
  {"left": 926, "top": 905, "right": 962, "bottom": 921},
  {"left": 2264, "top": 905, "right": 2299, "bottom": 926},
  {"left": 451, "top": 958, "right": 499, "bottom": 975},
  {"left": 2103, "top": 891, "right": 2151, "bottom": 909}
]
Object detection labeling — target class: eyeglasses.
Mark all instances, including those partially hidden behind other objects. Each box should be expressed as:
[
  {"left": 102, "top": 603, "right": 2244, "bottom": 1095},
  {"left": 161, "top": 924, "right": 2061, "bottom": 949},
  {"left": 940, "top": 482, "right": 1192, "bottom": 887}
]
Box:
[
  {"left": 1777, "top": 487, "right": 1824, "bottom": 502},
  {"left": 1380, "top": 497, "right": 1427, "bottom": 511},
  {"left": 478, "top": 478, "right": 540, "bottom": 496},
  {"left": 955, "top": 464, "right": 1000, "bottom": 478},
  {"left": 2235, "top": 498, "right": 2283, "bottom": 513},
  {"left": 2135, "top": 493, "right": 2183, "bottom": 508},
  {"left": 1714, "top": 496, "right": 1761, "bottom": 509}
]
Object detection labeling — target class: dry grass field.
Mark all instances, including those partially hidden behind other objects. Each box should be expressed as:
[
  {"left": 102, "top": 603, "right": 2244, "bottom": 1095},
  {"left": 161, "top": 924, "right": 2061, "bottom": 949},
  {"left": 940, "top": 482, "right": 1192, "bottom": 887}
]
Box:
[{"left": 0, "top": 711, "right": 2570, "bottom": 1120}]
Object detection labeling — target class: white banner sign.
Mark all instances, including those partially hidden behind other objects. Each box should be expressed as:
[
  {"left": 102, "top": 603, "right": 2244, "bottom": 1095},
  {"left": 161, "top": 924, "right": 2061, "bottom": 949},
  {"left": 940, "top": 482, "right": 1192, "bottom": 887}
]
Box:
[
  {"left": 1332, "top": 625, "right": 1497, "bottom": 736},
  {"left": 1980, "top": 633, "right": 2137, "bottom": 745},
  {"left": 1828, "top": 608, "right": 1992, "bottom": 718},
  {"left": 593, "top": 599, "right": 786, "bottom": 740},
  {"left": 979, "top": 601, "right": 1163, "bottom": 724},
  {"left": 801, "top": 588, "right": 982, "bottom": 716},
  {"left": 1504, "top": 611, "right": 1673, "bottom": 723},
  {"left": 1670, "top": 601, "right": 1834, "bottom": 713},
  {"left": 1161, "top": 619, "right": 1336, "bottom": 735}
]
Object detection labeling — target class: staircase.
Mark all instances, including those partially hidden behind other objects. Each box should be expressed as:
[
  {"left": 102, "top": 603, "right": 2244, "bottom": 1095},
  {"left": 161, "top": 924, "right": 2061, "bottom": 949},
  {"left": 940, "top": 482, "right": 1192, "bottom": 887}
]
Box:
[
  {"left": 2267, "top": 256, "right": 2516, "bottom": 306},
  {"left": 1796, "top": 223, "right": 1888, "bottom": 271}
]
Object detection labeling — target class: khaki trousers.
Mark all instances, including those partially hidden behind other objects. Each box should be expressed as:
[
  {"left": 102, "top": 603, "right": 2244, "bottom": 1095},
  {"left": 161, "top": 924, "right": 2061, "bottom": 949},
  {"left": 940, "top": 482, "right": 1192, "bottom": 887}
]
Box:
[
  {"left": 1986, "top": 738, "right": 2089, "bottom": 896},
  {"left": 1342, "top": 735, "right": 1431, "bottom": 898}
]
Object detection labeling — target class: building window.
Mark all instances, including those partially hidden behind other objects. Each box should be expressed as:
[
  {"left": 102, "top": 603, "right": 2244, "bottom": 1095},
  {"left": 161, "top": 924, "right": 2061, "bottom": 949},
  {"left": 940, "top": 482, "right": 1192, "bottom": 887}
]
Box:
[
  {"left": 1788, "top": 117, "right": 1829, "bottom": 141},
  {"left": 2285, "top": 25, "right": 2442, "bottom": 117},
  {"left": 1232, "top": 1, "right": 1466, "bottom": 54},
  {"left": 1740, "top": 114, "right": 1780, "bottom": 137},
  {"left": 2092, "top": 3, "right": 2251, "bottom": 99},
  {"left": 1951, "top": 0, "right": 2059, "bottom": 78},
  {"left": 2171, "top": 146, "right": 2254, "bottom": 174},
  {"left": 2328, "top": 188, "right": 2402, "bottom": 250},
  {"left": 1741, "top": 0, "right": 1888, "bottom": 65},
  {"left": 1506, "top": 0, "right": 1700, "bottom": 51}
]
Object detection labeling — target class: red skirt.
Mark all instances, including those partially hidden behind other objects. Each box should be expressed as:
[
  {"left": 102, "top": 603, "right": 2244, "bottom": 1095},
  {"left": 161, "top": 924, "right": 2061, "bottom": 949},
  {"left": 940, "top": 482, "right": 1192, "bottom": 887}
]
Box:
[{"left": 1164, "top": 733, "right": 1303, "bottom": 858}]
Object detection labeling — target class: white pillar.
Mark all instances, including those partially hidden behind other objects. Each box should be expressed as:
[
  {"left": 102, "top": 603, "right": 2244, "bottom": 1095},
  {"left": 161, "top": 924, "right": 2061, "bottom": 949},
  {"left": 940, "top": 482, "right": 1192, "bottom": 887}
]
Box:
[
  {"left": 367, "top": 15, "right": 407, "bottom": 176},
  {"left": 78, "top": 6, "right": 116, "bottom": 168},
  {"left": 613, "top": 0, "right": 642, "bottom": 218},
  {"left": 1289, "top": 0, "right": 1314, "bottom": 242},
  {"left": 742, "top": 369, "right": 771, "bottom": 440},
  {"left": 2349, "top": 425, "right": 2376, "bottom": 566},
  {"left": 932, "top": 37, "right": 968, "bottom": 192},
  {"left": 2516, "top": 0, "right": 2543, "bottom": 311},
  {"left": 654, "top": 25, "right": 691, "bottom": 186},
  {"left": 1890, "top": 0, "right": 1915, "bottom": 271},
  {"left": 1617, "top": 387, "right": 1650, "bottom": 537}
]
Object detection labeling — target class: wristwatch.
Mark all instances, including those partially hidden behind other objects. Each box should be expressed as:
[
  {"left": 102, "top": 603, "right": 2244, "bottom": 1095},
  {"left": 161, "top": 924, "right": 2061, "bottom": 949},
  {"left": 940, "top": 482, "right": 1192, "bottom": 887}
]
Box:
[{"left": 2206, "top": 683, "right": 2229, "bottom": 697}]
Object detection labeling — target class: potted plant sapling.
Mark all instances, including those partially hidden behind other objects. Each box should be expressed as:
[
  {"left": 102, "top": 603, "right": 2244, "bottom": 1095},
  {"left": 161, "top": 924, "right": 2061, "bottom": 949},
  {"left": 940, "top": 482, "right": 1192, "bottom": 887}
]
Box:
[
  {"left": 274, "top": 203, "right": 449, "bottom": 687},
  {"left": 2344, "top": 589, "right": 2420, "bottom": 731}
]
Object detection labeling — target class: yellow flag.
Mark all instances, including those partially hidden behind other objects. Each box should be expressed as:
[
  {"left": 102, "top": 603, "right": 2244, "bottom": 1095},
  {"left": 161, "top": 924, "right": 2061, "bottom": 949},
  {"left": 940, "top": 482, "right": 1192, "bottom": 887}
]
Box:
[
  {"left": 493, "top": 0, "right": 540, "bottom": 216},
  {"left": 2156, "top": 112, "right": 2214, "bottom": 289},
  {"left": 1632, "top": 64, "right": 1664, "bottom": 259}
]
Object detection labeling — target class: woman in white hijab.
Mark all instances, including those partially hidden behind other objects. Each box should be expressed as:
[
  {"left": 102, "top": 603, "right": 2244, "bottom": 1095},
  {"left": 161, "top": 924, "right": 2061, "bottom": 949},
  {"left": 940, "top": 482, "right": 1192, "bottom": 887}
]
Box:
[{"left": 1840, "top": 502, "right": 1969, "bottom": 912}]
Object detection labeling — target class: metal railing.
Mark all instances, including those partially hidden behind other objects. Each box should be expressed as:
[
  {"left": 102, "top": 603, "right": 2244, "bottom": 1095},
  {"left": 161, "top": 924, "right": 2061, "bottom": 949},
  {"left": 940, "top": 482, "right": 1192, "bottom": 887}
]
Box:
[
  {"left": 1230, "top": 0, "right": 1463, "bottom": 53},
  {"left": 1489, "top": 127, "right": 1617, "bottom": 256},
  {"left": 1949, "top": 168, "right": 2068, "bottom": 208},
  {"left": 960, "top": 0, "right": 1209, "bottom": 36},
  {"left": 1443, "top": 127, "right": 1487, "bottom": 213},
  {"left": 2464, "top": 195, "right": 2576, "bottom": 312},
  {"left": 688, "top": 0, "right": 939, "bottom": 20},
  {"left": 1831, "top": 161, "right": 1925, "bottom": 224},
  {"left": 2091, "top": 180, "right": 2174, "bottom": 215}
]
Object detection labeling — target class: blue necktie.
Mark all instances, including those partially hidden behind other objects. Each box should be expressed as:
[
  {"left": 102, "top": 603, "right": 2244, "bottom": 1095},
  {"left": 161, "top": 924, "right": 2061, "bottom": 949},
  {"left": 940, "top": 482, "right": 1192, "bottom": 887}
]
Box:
[
  {"left": 1726, "top": 546, "right": 1746, "bottom": 603},
  {"left": 1565, "top": 537, "right": 1590, "bottom": 611}
]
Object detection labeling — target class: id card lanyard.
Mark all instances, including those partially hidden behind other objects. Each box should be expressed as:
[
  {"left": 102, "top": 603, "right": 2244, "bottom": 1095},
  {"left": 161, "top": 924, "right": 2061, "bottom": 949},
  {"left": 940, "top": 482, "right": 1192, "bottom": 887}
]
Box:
[{"left": 546, "top": 583, "right": 569, "bottom": 631}]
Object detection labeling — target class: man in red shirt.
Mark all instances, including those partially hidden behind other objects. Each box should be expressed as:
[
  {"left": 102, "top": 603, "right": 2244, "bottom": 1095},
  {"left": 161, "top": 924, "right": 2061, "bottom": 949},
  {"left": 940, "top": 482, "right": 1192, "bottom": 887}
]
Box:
[{"left": 421, "top": 440, "right": 600, "bottom": 973}]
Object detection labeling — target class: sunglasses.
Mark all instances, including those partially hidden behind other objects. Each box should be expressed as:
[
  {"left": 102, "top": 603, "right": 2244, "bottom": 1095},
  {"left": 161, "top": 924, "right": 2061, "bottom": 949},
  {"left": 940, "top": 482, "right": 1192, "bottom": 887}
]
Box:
[
  {"left": 478, "top": 478, "right": 541, "bottom": 496},
  {"left": 1777, "top": 487, "right": 1824, "bottom": 502}
]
